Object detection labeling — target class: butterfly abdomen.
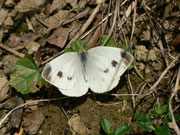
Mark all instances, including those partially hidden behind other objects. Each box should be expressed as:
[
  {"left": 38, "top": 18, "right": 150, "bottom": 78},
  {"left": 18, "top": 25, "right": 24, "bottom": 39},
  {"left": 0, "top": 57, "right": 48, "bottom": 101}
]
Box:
[{"left": 79, "top": 52, "right": 88, "bottom": 82}]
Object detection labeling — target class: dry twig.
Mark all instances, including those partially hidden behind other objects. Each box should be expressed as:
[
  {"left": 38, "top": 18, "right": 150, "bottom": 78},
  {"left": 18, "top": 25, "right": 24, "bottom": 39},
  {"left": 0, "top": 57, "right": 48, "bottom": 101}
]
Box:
[
  {"left": 142, "top": 54, "right": 180, "bottom": 98},
  {"left": 0, "top": 44, "right": 25, "bottom": 57},
  {"left": 102, "top": 0, "right": 119, "bottom": 46},
  {"left": 169, "top": 66, "right": 180, "bottom": 135},
  {"left": 0, "top": 97, "right": 67, "bottom": 127},
  {"left": 128, "top": 73, "right": 135, "bottom": 109},
  {"left": 66, "top": 3, "right": 103, "bottom": 48},
  {"left": 141, "top": 1, "right": 169, "bottom": 66}
]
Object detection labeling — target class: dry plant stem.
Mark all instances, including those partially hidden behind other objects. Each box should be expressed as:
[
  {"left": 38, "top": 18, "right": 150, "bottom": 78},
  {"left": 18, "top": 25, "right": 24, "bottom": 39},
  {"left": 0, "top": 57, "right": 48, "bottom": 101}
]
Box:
[
  {"left": 35, "top": 14, "right": 49, "bottom": 28},
  {"left": 0, "top": 97, "right": 67, "bottom": 127},
  {"left": 81, "top": 13, "right": 112, "bottom": 39},
  {"left": 129, "top": 0, "right": 137, "bottom": 47},
  {"left": 61, "top": 107, "right": 69, "bottom": 120},
  {"left": 96, "top": 101, "right": 123, "bottom": 106},
  {"left": 117, "top": 1, "right": 136, "bottom": 47},
  {"left": 102, "top": 0, "right": 119, "bottom": 46},
  {"left": 63, "top": 7, "right": 91, "bottom": 25},
  {"left": 143, "top": 54, "right": 180, "bottom": 97},
  {"left": 117, "top": 6, "right": 128, "bottom": 47},
  {"left": 87, "top": 93, "right": 139, "bottom": 96},
  {"left": 0, "top": 0, "right": 5, "bottom": 9},
  {"left": 41, "top": 50, "right": 64, "bottom": 65},
  {"left": 136, "top": 83, "right": 147, "bottom": 102},
  {"left": 128, "top": 73, "right": 135, "bottom": 108},
  {"left": 0, "top": 26, "right": 4, "bottom": 42},
  {"left": 168, "top": 66, "right": 180, "bottom": 135},
  {"left": 141, "top": 1, "right": 169, "bottom": 66},
  {"left": 111, "top": 93, "right": 139, "bottom": 96},
  {"left": 118, "top": 1, "right": 136, "bottom": 29},
  {"left": 66, "top": 3, "right": 102, "bottom": 48},
  {"left": 0, "top": 44, "right": 25, "bottom": 57}
]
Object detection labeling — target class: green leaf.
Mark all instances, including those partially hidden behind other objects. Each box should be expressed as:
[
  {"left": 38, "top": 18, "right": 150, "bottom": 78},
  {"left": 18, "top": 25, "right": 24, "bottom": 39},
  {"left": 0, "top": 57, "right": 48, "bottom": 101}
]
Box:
[
  {"left": 10, "top": 55, "right": 44, "bottom": 94},
  {"left": 136, "top": 121, "right": 155, "bottom": 131},
  {"left": 134, "top": 114, "right": 151, "bottom": 122},
  {"left": 112, "top": 125, "right": 131, "bottom": 135},
  {"left": 119, "top": 45, "right": 128, "bottom": 51},
  {"left": 155, "top": 104, "right": 169, "bottom": 115},
  {"left": 150, "top": 110, "right": 159, "bottom": 116},
  {"left": 163, "top": 114, "right": 180, "bottom": 122},
  {"left": 155, "top": 125, "right": 170, "bottom": 135},
  {"left": 128, "top": 58, "right": 134, "bottom": 70},
  {"left": 64, "top": 40, "right": 87, "bottom": 52},
  {"left": 101, "top": 35, "right": 116, "bottom": 47},
  {"left": 101, "top": 118, "right": 114, "bottom": 134}
]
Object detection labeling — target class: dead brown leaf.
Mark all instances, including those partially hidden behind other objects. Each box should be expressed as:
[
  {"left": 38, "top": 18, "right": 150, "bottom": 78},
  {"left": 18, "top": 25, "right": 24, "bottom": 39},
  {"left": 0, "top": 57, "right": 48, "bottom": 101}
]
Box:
[
  {"left": 2, "top": 55, "right": 18, "bottom": 74},
  {"left": 34, "top": 47, "right": 41, "bottom": 68},
  {"left": 68, "top": 114, "right": 89, "bottom": 135},
  {"left": 44, "top": 10, "right": 69, "bottom": 29},
  {"left": 14, "top": 0, "right": 45, "bottom": 12},
  {"left": 0, "top": 76, "right": 9, "bottom": 102},
  {"left": 6, "top": 97, "right": 24, "bottom": 132},
  {"left": 65, "top": 0, "right": 78, "bottom": 9},
  {"left": 22, "top": 110, "right": 44, "bottom": 135},
  {"left": 46, "top": 27, "right": 70, "bottom": 48},
  {"left": 172, "top": 35, "right": 180, "bottom": 51},
  {"left": 8, "top": 34, "right": 22, "bottom": 48},
  {"left": 87, "top": 25, "right": 102, "bottom": 49},
  {"left": 48, "top": 0, "right": 66, "bottom": 14},
  {"left": 25, "top": 41, "right": 40, "bottom": 54},
  {"left": 0, "top": 9, "right": 8, "bottom": 25}
]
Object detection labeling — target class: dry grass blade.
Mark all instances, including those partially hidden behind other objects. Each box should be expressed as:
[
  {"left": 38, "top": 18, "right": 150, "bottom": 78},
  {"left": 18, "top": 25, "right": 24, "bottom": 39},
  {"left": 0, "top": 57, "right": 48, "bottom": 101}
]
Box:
[
  {"left": 66, "top": 3, "right": 103, "bottom": 48},
  {"left": 128, "top": 73, "right": 135, "bottom": 109},
  {"left": 102, "top": 0, "right": 119, "bottom": 46},
  {"left": 0, "top": 97, "right": 67, "bottom": 127},
  {"left": 141, "top": 1, "right": 169, "bottom": 66},
  {"left": 142, "top": 54, "right": 180, "bottom": 98},
  {"left": 169, "top": 66, "right": 180, "bottom": 135},
  {"left": 129, "top": 0, "right": 137, "bottom": 47}
]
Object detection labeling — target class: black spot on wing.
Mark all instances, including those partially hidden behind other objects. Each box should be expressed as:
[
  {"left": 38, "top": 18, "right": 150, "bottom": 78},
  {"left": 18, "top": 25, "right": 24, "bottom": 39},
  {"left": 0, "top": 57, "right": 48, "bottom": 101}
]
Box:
[
  {"left": 120, "top": 51, "right": 132, "bottom": 66},
  {"left": 111, "top": 60, "right": 118, "bottom": 67},
  {"left": 57, "top": 71, "right": 63, "bottom": 78},
  {"left": 67, "top": 76, "right": 72, "bottom": 80},
  {"left": 104, "top": 68, "right": 109, "bottom": 73},
  {"left": 43, "top": 65, "right": 52, "bottom": 81}
]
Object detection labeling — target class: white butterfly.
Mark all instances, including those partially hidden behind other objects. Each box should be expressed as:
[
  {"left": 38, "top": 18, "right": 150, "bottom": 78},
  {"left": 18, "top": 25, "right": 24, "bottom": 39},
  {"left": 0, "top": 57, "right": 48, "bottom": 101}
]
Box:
[{"left": 42, "top": 46, "right": 133, "bottom": 97}]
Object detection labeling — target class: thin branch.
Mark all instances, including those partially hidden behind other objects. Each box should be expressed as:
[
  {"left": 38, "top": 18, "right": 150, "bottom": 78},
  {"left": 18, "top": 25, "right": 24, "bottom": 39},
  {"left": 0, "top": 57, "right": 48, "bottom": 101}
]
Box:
[
  {"left": 102, "top": 0, "right": 119, "bottom": 46},
  {"left": 141, "top": 1, "right": 169, "bottom": 66},
  {"left": 66, "top": 3, "right": 102, "bottom": 48},
  {"left": 169, "top": 66, "right": 180, "bottom": 135},
  {"left": 142, "top": 54, "right": 180, "bottom": 98},
  {"left": 0, "top": 97, "right": 67, "bottom": 127},
  {"left": 0, "top": 44, "right": 25, "bottom": 57},
  {"left": 128, "top": 73, "right": 136, "bottom": 109},
  {"left": 129, "top": 0, "right": 137, "bottom": 47}
]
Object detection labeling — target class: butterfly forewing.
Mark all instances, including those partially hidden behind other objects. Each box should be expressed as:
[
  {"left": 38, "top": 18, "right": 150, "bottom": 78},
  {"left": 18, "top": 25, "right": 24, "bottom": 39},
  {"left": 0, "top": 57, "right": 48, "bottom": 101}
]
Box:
[
  {"left": 42, "top": 52, "right": 89, "bottom": 96},
  {"left": 86, "top": 46, "right": 133, "bottom": 93}
]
